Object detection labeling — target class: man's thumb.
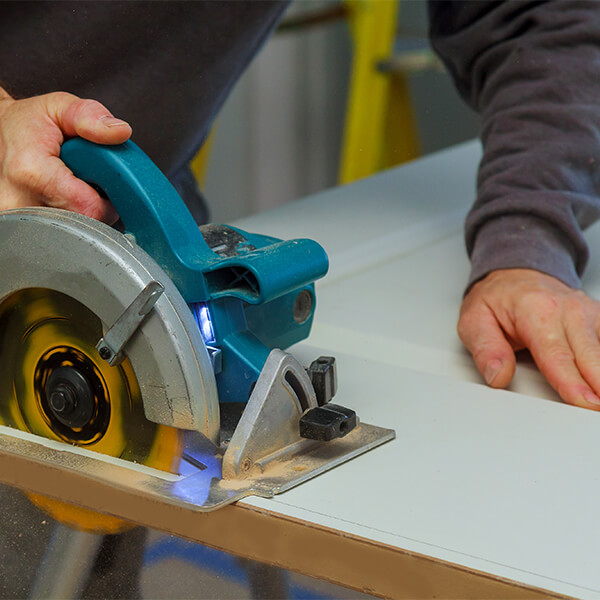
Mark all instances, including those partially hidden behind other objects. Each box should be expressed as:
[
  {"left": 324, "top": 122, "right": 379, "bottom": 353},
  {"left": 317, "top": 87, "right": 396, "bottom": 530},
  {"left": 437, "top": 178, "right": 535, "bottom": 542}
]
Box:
[{"left": 53, "top": 95, "right": 132, "bottom": 144}]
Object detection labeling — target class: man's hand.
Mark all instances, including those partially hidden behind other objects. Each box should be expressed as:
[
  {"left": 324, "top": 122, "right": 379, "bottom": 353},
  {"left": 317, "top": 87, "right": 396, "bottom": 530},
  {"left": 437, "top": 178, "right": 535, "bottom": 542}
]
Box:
[
  {"left": 0, "top": 90, "right": 132, "bottom": 223},
  {"left": 458, "top": 268, "right": 600, "bottom": 410}
]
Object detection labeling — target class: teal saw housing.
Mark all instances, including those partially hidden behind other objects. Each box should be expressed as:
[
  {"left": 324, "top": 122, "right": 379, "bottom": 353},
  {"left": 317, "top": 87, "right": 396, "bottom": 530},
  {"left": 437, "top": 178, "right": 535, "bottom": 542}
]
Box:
[{"left": 61, "top": 138, "right": 329, "bottom": 404}]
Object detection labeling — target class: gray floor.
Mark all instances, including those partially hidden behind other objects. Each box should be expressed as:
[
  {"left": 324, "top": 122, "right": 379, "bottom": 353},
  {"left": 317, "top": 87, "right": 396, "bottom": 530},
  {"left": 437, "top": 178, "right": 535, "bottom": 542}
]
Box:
[{"left": 0, "top": 485, "right": 374, "bottom": 600}]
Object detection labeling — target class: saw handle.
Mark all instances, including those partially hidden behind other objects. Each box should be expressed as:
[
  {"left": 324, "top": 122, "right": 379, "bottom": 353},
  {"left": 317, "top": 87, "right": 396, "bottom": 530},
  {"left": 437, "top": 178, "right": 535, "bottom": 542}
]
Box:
[
  {"left": 61, "top": 138, "right": 211, "bottom": 285},
  {"left": 60, "top": 138, "right": 328, "bottom": 304}
]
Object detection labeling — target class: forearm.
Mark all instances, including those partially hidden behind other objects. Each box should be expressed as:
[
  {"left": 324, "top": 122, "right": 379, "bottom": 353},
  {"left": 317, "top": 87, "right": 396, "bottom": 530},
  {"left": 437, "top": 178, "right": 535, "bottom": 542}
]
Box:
[{"left": 429, "top": 0, "right": 600, "bottom": 290}]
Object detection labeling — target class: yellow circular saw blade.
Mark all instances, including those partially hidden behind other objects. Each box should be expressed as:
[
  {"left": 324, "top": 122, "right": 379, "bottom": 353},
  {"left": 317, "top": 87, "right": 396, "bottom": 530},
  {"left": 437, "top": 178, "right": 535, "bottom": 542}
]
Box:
[{"left": 0, "top": 288, "right": 183, "bottom": 534}]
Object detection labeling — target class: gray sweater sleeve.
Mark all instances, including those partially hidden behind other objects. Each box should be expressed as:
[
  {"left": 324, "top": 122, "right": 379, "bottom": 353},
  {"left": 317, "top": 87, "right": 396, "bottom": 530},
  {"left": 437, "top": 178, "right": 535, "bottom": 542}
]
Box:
[{"left": 428, "top": 0, "right": 600, "bottom": 290}]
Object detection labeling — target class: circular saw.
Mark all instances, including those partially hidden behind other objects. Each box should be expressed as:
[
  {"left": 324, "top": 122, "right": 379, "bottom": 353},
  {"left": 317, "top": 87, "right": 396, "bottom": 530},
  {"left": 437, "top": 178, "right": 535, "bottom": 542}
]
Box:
[{"left": 0, "top": 139, "right": 395, "bottom": 527}]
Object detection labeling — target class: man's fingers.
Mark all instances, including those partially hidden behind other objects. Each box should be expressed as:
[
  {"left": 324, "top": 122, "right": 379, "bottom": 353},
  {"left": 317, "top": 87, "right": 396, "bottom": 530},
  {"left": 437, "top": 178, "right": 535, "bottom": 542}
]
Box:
[
  {"left": 52, "top": 95, "right": 132, "bottom": 145},
  {"left": 44, "top": 157, "right": 118, "bottom": 223},
  {"left": 458, "top": 270, "right": 600, "bottom": 411},
  {"left": 458, "top": 303, "right": 516, "bottom": 388},
  {"left": 563, "top": 303, "right": 600, "bottom": 402},
  {"left": 3, "top": 151, "right": 118, "bottom": 223},
  {"left": 522, "top": 320, "right": 600, "bottom": 410}
]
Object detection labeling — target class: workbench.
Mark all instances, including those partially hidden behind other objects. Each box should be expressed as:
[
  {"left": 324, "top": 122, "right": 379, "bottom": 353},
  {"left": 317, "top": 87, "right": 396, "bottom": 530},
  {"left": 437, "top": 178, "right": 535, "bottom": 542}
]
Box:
[{"left": 3, "top": 141, "right": 600, "bottom": 599}]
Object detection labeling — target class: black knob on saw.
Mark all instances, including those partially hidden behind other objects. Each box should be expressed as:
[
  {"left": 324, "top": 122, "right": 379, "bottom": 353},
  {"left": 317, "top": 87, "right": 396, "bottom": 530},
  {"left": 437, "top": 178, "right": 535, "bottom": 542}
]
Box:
[
  {"left": 307, "top": 356, "right": 337, "bottom": 406},
  {"left": 299, "top": 404, "right": 357, "bottom": 442},
  {"left": 45, "top": 367, "right": 95, "bottom": 428}
]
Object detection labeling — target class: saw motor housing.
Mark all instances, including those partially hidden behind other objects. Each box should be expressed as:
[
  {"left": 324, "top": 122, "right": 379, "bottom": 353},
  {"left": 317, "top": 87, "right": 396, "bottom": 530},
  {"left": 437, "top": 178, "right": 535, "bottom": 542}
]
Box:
[{"left": 59, "top": 138, "right": 329, "bottom": 434}]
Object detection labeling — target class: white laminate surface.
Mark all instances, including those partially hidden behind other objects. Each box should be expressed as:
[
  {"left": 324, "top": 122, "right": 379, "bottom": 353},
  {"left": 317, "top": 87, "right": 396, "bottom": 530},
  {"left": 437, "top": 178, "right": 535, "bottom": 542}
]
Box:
[{"left": 233, "top": 141, "right": 600, "bottom": 598}]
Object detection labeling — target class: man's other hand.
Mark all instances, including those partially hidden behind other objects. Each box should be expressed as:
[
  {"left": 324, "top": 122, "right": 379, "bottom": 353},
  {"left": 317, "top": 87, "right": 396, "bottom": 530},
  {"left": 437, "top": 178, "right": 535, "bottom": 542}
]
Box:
[
  {"left": 458, "top": 268, "right": 600, "bottom": 410},
  {"left": 0, "top": 90, "right": 132, "bottom": 223}
]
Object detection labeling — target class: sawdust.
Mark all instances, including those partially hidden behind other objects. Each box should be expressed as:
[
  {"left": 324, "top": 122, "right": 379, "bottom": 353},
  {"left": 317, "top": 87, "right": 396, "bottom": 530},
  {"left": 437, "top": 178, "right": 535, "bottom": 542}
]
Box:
[{"left": 220, "top": 455, "right": 309, "bottom": 490}]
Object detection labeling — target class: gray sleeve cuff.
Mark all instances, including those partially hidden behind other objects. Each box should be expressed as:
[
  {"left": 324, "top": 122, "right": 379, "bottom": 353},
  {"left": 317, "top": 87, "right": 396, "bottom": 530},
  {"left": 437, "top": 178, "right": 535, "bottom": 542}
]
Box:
[{"left": 467, "top": 215, "right": 581, "bottom": 292}]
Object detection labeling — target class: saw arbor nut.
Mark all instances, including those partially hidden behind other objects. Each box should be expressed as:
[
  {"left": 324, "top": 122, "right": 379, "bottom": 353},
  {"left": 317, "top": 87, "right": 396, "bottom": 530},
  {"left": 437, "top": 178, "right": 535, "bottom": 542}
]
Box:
[{"left": 44, "top": 366, "right": 96, "bottom": 429}]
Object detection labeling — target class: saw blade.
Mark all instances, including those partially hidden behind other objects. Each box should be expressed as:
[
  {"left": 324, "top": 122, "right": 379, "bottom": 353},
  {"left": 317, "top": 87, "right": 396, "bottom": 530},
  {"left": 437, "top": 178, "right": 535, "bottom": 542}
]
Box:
[
  {"left": 0, "top": 207, "right": 220, "bottom": 532},
  {"left": 0, "top": 287, "right": 182, "bottom": 533}
]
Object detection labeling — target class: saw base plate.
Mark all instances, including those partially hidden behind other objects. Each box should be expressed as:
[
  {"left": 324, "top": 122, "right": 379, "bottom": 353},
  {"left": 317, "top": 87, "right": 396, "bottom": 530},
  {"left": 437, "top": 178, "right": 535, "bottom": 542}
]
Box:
[{"left": 0, "top": 422, "right": 394, "bottom": 514}]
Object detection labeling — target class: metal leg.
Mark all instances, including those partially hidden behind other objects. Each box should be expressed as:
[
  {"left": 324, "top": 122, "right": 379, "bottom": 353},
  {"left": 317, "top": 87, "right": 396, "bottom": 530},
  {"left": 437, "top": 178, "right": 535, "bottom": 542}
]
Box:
[{"left": 29, "top": 524, "right": 103, "bottom": 600}]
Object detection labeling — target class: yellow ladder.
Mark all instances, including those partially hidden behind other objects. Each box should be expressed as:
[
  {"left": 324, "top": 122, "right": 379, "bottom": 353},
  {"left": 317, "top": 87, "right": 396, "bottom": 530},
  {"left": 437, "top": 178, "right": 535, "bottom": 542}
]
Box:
[
  {"left": 193, "top": 1, "right": 422, "bottom": 189},
  {"left": 339, "top": 0, "right": 420, "bottom": 184}
]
